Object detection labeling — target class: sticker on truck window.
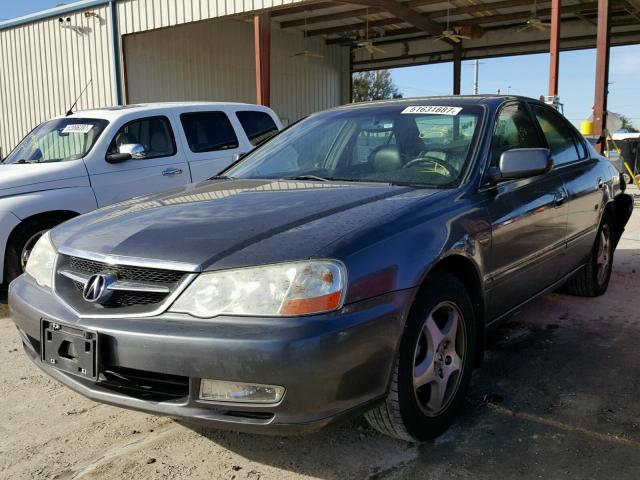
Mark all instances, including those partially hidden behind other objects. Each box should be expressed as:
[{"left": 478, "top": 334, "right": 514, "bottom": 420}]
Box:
[
  {"left": 401, "top": 106, "right": 463, "bottom": 115},
  {"left": 62, "top": 124, "right": 94, "bottom": 134}
]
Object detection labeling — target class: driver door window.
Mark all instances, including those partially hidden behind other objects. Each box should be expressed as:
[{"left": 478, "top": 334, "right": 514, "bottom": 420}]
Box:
[
  {"left": 491, "top": 103, "right": 540, "bottom": 167},
  {"left": 89, "top": 116, "right": 188, "bottom": 207},
  {"left": 106, "top": 116, "right": 176, "bottom": 160}
]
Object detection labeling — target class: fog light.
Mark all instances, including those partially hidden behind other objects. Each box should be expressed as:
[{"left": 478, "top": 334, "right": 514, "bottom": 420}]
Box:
[{"left": 199, "top": 379, "right": 285, "bottom": 404}]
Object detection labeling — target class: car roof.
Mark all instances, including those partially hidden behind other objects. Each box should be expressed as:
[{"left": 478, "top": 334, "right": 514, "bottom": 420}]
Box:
[
  {"left": 61, "top": 102, "right": 272, "bottom": 121},
  {"left": 328, "top": 95, "right": 545, "bottom": 112}
]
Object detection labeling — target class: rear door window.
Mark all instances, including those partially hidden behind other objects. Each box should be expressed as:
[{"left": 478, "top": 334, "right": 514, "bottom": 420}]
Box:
[
  {"left": 107, "top": 116, "right": 176, "bottom": 160},
  {"left": 532, "top": 105, "right": 586, "bottom": 164},
  {"left": 236, "top": 111, "right": 279, "bottom": 146},
  {"left": 180, "top": 112, "right": 239, "bottom": 153}
]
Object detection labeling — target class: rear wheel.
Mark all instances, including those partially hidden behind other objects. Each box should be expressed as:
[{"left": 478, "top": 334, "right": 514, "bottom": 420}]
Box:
[
  {"left": 4, "top": 219, "right": 59, "bottom": 283},
  {"left": 365, "top": 272, "right": 476, "bottom": 442},
  {"left": 564, "top": 213, "right": 615, "bottom": 297}
]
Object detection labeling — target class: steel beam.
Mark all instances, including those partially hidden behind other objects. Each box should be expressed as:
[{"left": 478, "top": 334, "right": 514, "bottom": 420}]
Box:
[
  {"left": 548, "top": 0, "right": 561, "bottom": 97},
  {"left": 340, "top": 0, "right": 455, "bottom": 46},
  {"left": 593, "top": 0, "right": 611, "bottom": 153},
  {"left": 254, "top": 13, "right": 271, "bottom": 107},
  {"left": 453, "top": 43, "right": 462, "bottom": 95}
]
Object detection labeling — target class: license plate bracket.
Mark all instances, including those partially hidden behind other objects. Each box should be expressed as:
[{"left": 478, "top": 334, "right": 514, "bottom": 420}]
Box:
[{"left": 41, "top": 320, "right": 98, "bottom": 380}]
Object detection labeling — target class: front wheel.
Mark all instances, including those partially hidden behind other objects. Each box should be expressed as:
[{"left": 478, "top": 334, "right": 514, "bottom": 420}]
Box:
[{"left": 365, "top": 272, "right": 476, "bottom": 442}]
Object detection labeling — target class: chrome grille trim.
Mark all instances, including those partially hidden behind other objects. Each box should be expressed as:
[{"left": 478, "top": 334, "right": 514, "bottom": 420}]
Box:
[
  {"left": 57, "top": 246, "right": 202, "bottom": 273},
  {"left": 52, "top": 252, "right": 198, "bottom": 319},
  {"left": 58, "top": 269, "right": 172, "bottom": 294}
]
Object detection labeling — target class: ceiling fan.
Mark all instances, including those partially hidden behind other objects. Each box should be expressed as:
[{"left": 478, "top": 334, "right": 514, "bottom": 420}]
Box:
[
  {"left": 518, "top": 0, "right": 552, "bottom": 32},
  {"left": 434, "top": 3, "right": 471, "bottom": 43},
  {"left": 291, "top": 12, "right": 324, "bottom": 60},
  {"left": 353, "top": 9, "right": 387, "bottom": 55}
]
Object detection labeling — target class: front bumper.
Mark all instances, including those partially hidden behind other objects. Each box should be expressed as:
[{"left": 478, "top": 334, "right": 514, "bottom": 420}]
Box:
[{"left": 9, "top": 275, "right": 414, "bottom": 434}]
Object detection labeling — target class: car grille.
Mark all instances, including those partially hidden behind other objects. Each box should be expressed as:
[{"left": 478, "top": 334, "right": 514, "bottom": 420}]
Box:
[
  {"left": 69, "top": 256, "right": 185, "bottom": 284},
  {"left": 55, "top": 254, "right": 191, "bottom": 315}
]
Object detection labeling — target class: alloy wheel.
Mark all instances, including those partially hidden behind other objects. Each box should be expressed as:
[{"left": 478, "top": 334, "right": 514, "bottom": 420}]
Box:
[
  {"left": 20, "top": 230, "right": 47, "bottom": 271},
  {"left": 412, "top": 301, "right": 466, "bottom": 417},
  {"left": 596, "top": 224, "right": 611, "bottom": 286}
]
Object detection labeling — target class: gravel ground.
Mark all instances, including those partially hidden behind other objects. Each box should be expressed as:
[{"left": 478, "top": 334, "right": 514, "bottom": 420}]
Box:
[{"left": 1, "top": 194, "right": 639, "bottom": 480}]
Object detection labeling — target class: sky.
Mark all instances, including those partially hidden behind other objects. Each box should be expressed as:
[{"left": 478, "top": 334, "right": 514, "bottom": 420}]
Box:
[
  {"left": 2, "top": 1, "right": 640, "bottom": 129},
  {"left": 389, "top": 45, "right": 640, "bottom": 128}
]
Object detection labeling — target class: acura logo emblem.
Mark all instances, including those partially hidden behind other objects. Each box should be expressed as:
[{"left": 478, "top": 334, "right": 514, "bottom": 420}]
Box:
[{"left": 83, "top": 273, "right": 117, "bottom": 304}]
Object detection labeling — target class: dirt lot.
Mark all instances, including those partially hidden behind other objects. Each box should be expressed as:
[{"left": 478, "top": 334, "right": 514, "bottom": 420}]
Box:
[{"left": 1, "top": 195, "right": 639, "bottom": 480}]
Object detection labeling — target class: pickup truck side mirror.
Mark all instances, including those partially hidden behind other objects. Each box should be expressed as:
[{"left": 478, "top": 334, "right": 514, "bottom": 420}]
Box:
[
  {"left": 106, "top": 143, "right": 146, "bottom": 164},
  {"left": 488, "top": 148, "right": 553, "bottom": 183}
]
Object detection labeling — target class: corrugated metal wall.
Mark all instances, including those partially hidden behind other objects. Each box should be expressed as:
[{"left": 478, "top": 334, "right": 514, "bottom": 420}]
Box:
[
  {"left": 117, "top": 0, "right": 306, "bottom": 34},
  {"left": 124, "top": 17, "right": 347, "bottom": 125},
  {"left": 0, "top": 0, "right": 343, "bottom": 153},
  {"left": 0, "top": 4, "right": 116, "bottom": 156}
]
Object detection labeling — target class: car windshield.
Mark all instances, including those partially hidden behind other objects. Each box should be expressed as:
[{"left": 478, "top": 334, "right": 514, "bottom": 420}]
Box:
[
  {"left": 2, "top": 118, "right": 109, "bottom": 164},
  {"left": 226, "top": 104, "right": 484, "bottom": 187}
]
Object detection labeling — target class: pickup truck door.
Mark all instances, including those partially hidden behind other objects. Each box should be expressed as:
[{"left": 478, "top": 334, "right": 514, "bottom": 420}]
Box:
[
  {"left": 484, "top": 102, "right": 568, "bottom": 320},
  {"left": 175, "top": 108, "right": 280, "bottom": 182},
  {"left": 86, "top": 115, "right": 190, "bottom": 207},
  {"left": 529, "top": 103, "right": 606, "bottom": 273}
]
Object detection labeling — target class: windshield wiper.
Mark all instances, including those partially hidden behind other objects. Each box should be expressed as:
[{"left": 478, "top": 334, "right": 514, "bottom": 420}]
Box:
[
  {"left": 284, "top": 175, "right": 331, "bottom": 182},
  {"left": 13, "top": 159, "right": 41, "bottom": 164}
]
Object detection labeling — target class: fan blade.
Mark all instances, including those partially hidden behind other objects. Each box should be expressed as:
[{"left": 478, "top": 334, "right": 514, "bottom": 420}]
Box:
[
  {"left": 455, "top": 34, "right": 471, "bottom": 40},
  {"left": 370, "top": 45, "right": 386, "bottom": 54},
  {"left": 517, "top": 25, "right": 532, "bottom": 32}
]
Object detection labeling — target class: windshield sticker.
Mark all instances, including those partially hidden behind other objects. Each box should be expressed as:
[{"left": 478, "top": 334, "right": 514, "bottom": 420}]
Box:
[
  {"left": 401, "top": 106, "right": 463, "bottom": 115},
  {"left": 62, "top": 124, "right": 94, "bottom": 134}
]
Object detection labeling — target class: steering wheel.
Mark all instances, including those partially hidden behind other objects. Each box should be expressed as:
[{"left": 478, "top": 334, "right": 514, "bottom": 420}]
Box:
[{"left": 402, "top": 155, "right": 458, "bottom": 177}]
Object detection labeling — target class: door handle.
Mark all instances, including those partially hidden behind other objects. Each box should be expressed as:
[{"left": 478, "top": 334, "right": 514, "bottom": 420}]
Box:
[
  {"left": 162, "top": 168, "right": 183, "bottom": 176},
  {"left": 554, "top": 189, "right": 568, "bottom": 207}
]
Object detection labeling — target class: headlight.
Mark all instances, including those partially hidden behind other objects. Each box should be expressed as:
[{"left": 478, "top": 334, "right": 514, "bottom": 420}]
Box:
[
  {"left": 24, "top": 231, "right": 56, "bottom": 288},
  {"left": 170, "top": 260, "right": 347, "bottom": 318}
]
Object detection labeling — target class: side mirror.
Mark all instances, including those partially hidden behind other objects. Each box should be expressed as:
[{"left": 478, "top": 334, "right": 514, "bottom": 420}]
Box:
[
  {"left": 493, "top": 148, "right": 553, "bottom": 182},
  {"left": 106, "top": 143, "right": 146, "bottom": 164}
]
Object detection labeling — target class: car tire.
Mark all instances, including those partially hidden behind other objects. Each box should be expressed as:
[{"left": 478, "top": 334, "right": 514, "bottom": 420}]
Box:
[
  {"left": 4, "top": 219, "right": 58, "bottom": 284},
  {"left": 365, "top": 271, "right": 476, "bottom": 442},
  {"left": 563, "top": 213, "right": 615, "bottom": 297}
]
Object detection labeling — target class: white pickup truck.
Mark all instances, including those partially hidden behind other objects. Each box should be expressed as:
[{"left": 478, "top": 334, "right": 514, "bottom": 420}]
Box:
[{"left": 0, "top": 102, "right": 282, "bottom": 284}]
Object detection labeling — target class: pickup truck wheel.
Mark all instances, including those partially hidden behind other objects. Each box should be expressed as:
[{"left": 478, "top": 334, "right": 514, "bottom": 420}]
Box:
[
  {"left": 365, "top": 272, "right": 476, "bottom": 442},
  {"left": 564, "top": 213, "right": 614, "bottom": 297},
  {"left": 5, "top": 219, "right": 58, "bottom": 283}
]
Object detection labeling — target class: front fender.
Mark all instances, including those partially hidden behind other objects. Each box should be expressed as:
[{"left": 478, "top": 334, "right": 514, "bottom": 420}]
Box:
[
  {"left": 0, "top": 211, "right": 22, "bottom": 283},
  {"left": 0, "top": 188, "right": 98, "bottom": 283},
  {"left": 0, "top": 187, "right": 98, "bottom": 220}
]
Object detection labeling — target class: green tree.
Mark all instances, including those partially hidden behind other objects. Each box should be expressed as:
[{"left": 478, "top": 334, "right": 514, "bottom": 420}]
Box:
[
  {"left": 352, "top": 70, "right": 403, "bottom": 103},
  {"left": 619, "top": 114, "right": 639, "bottom": 133}
]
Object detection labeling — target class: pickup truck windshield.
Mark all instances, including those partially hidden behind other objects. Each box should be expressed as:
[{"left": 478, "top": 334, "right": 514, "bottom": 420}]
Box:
[
  {"left": 2, "top": 118, "right": 109, "bottom": 164},
  {"left": 226, "top": 104, "right": 483, "bottom": 188}
]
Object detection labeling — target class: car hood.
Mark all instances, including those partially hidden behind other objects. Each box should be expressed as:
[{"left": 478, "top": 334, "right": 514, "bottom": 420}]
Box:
[
  {"left": 0, "top": 161, "right": 89, "bottom": 197},
  {"left": 52, "top": 178, "right": 443, "bottom": 271}
]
